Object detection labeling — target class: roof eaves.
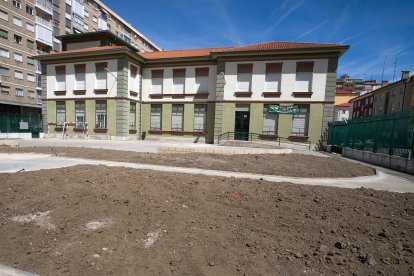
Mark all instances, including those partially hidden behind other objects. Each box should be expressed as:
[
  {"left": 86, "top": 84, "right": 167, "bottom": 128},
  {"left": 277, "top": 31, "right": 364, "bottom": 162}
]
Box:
[
  {"left": 210, "top": 45, "right": 350, "bottom": 57},
  {"left": 33, "top": 47, "right": 144, "bottom": 63}
]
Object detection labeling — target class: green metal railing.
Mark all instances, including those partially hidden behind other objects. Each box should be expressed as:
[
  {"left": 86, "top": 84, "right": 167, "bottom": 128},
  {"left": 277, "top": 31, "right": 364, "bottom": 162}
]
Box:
[
  {"left": 0, "top": 112, "right": 43, "bottom": 137},
  {"left": 217, "top": 132, "right": 312, "bottom": 150},
  {"left": 328, "top": 110, "right": 414, "bottom": 158}
]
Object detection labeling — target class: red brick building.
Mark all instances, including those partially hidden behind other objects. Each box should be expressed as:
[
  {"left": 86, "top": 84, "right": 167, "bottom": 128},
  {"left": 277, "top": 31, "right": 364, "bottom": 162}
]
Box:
[{"left": 349, "top": 92, "right": 374, "bottom": 119}]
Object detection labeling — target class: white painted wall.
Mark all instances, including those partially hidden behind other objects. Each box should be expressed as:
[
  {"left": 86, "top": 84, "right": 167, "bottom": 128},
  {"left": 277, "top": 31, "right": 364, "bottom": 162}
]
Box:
[
  {"left": 128, "top": 61, "right": 141, "bottom": 99},
  {"left": 224, "top": 59, "right": 329, "bottom": 101},
  {"left": 141, "top": 65, "right": 217, "bottom": 102},
  {"left": 334, "top": 106, "right": 350, "bottom": 121},
  {"left": 46, "top": 59, "right": 118, "bottom": 99}
]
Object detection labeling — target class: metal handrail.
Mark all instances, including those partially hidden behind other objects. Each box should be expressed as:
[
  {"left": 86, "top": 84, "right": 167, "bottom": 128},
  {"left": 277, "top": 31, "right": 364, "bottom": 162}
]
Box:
[{"left": 217, "top": 132, "right": 311, "bottom": 150}]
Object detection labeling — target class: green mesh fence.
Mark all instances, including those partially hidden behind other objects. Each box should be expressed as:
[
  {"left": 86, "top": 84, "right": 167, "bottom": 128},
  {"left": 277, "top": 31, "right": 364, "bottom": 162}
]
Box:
[
  {"left": 0, "top": 112, "right": 43, "bottom": 136},
  {"left": 328, "top": 110, "right": 414, "bottom": 158}
]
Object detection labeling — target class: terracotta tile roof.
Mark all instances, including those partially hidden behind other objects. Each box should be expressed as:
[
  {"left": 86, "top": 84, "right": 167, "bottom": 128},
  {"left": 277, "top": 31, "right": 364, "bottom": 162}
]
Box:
[
  {"left": 43, "top": 45, "right": 128, "bottom": 56},
  {"left": 214, "top": 41, "right": 348, "bottom": 53},
  {"left": 336, "top": 89, "right": 357, "bottom": 95},
  {"left": 336, "top": 102, "right": 351, "bottom": 107},
  {"left": 139, "top": 47, "right": 229, "bottom": 59},
  {"left": 140, "top": 41, "right": 348, "bottom": 60}
]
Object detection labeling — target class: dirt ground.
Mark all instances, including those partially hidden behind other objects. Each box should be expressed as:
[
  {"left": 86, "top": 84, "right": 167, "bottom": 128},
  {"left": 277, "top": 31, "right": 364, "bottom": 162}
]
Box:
[
  {"left": 0, "top": 146, "right": 375, "bottom": 178},
  {"left": 0, "top": 165, "right": 413, "bottom": 275}
]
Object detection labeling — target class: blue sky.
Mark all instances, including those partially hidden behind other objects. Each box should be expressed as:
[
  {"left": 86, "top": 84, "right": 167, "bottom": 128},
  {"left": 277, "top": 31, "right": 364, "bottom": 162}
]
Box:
[{"left": 105, "top": 0, "right": 414, "bottom": 82}]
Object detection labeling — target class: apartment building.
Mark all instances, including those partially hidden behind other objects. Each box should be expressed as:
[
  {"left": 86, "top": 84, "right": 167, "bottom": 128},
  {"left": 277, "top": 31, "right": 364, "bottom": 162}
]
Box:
[
  {"left": 348, "top": 92, "right": 374, "bottom": 119},
  {"left": 0, "top": 0, "right": 159, "bottom": 116},
  {"left": 372, "top": 71, "right": 414, "bottom": 115},
  {"left": 36, "top": 31, "right": 349, "bottom": 144},
  {"left": 336, "top": 74, "right": 382, "bottom": 94}
]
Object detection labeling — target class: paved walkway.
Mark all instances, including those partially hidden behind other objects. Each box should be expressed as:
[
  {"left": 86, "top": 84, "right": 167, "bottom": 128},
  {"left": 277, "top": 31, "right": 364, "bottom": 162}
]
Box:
[
  {"left": 16, "top": 138, "right": 326, "bottom": 156},
  {"left": 0, "top": 263, "right": 38, "bottom": 276},
  {"left": 1, "top": 153, "right": 413, "bottom": 193}
]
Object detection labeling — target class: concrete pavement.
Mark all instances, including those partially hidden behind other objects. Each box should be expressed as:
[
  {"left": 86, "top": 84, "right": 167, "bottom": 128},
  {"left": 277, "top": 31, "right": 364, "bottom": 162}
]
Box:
[{"left": 1, "top": 153, "right": 413, "bottom": 193}]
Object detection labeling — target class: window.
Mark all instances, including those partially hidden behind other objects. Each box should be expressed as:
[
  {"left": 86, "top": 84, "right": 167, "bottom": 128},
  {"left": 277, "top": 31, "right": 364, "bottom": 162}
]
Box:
[
  {"left": 27, "top": 73, "right": 35, "bottom": 82},
  {"left": 15, "top": 88, "right": 23, "bottom": 97},
  {"left": 14, "top": 70, "right": 23, "bottom": 79},
  {"left": 27, "top": 39, "right": 34, "bottom": 49},
  {"left": 55, "top": 66, "right": 66, "bottom": 91},
  {"left": 151, "top": 69, "right": 163, "bottom": 94},
  {"left": 93, "top": 16, "right": 97, "bottom": 23},
  {"left": 14, "top": 34, "right": 22, "bottom": 44},
  {"left": 173, "top": 69, "right": 185, "bottom": 93},
  {"left": 65, "top": 18, "right": 71, "bottom": 28},
  {"left": 26, "top": 5, "right": 33, "bottom": 15},
  {"left": 26, "top": 22, "right": 34, "bottom": 32},
  {"left": 1, "top": 85, "right": 10, "bottom": 95},
  {"left": 291, "top": 105, "right": 309, "bottom": 136},
  {"left": 129, "top": 64, "right": 138, "bottom": 91},
  {"left": 84, "top": 10, "right": 89, "bottom": 17},
  {"left": 56, "top": 101, "right": 66, "bottom": 126},
  {"left": 237, "top": 64, "right": 253, "bottom": 92},
  {"left": 171, "top": 104, "right": 184, "bottom": 131},
  {"left": 150, "top": 104, "right": 162, "bottom": 130},
  {"left": 13, "top": 16, "right": 22, "bottom": 27},
  {"left": 0, "top": 29, "right": 8, "bottom": 39},
  {"left": 294, "top": 62, "right": 314, "bottom": 92},
  {"left": 0, "top": 66, "right": 9, "bottom": 76},
  {"left": 195, "top": 68, "right": 209, "bottom": 93},
  {"left": 74, "top": 64, "right": 86, "bottom": 90},
  {"left": 84, "top": 23, "right": 89, "bottom": 30},
  {"left": 0, "top": 9, "right": 8, "bottom": 21},
  {"left": 27, "top": 57, "right": 34, "bottom": 65},
  {"left": 129, "top": 102, "right": 136, "bottom": 129},
  {"left": 95, "top": 63, "right": 107, "bottom": 89},
  {"left": 75, "top": 101, "right": 86, "bottom": 128},
  {"left": 264, "top": 63, "right": 282, "bottom": 92},
  {"left": 0, "top": 48, "right": 9, "bottom": 58},
  {"left": 28, "top": 90, "right": 35, "bottom": 98},
  {"left": 262, "top": 104, "right": 279, "bottom": 135},
  {"left": 13, "top": 0, "right": 21, "bottom": 9},
  {"left": 14, "top": 52, "right": 22, "bottom": 62},
  {"left": 194, "top": 104, "right": 207, "bottom": 132},
  {"left": 95, "top": 100, "right": 107, "bottom": 128}
]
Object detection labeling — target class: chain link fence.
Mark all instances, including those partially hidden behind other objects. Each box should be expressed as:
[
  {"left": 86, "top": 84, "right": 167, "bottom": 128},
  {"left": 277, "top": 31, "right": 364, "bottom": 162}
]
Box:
[
  {"left": 0, "top": 112, "right": 43, "bottom": 138},
  {"left": 328, "top": 110, "right": 414, "bottom": 158}
]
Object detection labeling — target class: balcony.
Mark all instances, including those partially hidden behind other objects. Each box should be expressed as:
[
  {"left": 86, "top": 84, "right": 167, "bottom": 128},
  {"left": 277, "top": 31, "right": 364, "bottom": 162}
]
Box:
[
  {"left": 36, "top": 16, "right": 52, "bottom": 28},
  {"left": 98, "top": 18, "right": 108, "bottom": 31},
  {"left": 36, "top": 0, "right": 52, "bottom": 15},
  {"left": 36, "top": 23, "right": 53, "bottom": 46}
]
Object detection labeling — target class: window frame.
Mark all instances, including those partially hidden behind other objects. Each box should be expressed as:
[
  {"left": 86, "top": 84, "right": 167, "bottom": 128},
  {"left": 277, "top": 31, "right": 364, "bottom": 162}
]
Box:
[
  {"left": 95, "top": 100, "right": 107, "bottom": 129},
  {"left": 171, "top": 104, "right": 184, "bottom": 131},
  {"left": 150, "top": 104, "right": 162, "bottom": 130},
  {"left": 56, "top": 101, "right": 66, "bottom": 127}
]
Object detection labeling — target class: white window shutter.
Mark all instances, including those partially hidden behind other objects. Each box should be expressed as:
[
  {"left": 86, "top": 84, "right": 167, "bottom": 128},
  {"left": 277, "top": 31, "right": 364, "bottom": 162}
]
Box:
[
  {"left": 152, "top": 78, "right": 163, "bottom": 94},
  {"left": 96, "top": 71, "right": 107, "bottom": 89},
  {"left": 173, "top": 76, "right": 185, "bottom": 93},
  {"left": 265, "top": 72, "right": 281, "bottom": 92},
  {"left": 294, "top": 72, "right": 312, "bottom": 92},
  {"left": 75, "top": 73, "right": 85, "bottom": 89},
  {"left": 195, "top": 76, "right": 208, "bottom": 93},
  {"left": 237, "top": 73, "right": 251, "bottom": 92},
  {"left": 262, "top": 112, "right": 278, "bottom": 134}
]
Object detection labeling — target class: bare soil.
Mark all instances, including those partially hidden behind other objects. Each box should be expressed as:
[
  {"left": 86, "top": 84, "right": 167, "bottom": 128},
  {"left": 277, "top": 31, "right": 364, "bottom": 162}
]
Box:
[
  {"left": 0, "top": 165, "right": 413, "bottom": 275},
  {"left": 0, "top": 146, "right": 375, "bottom": 178}
]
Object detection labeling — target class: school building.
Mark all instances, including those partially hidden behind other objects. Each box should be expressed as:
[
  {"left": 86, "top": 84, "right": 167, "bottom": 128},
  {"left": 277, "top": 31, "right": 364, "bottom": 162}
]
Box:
[{"left": 35, "top": 31, "right": 349, "bottom": 144}]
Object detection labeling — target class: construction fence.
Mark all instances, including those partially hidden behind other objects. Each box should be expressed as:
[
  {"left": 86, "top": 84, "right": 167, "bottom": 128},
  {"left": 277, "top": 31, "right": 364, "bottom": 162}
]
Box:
[
  {"left": 328, "top": 110, "right": 414, "bottom": 159},
  {"left": 0, "top": 112, "right": 43, "bottom": 138}
]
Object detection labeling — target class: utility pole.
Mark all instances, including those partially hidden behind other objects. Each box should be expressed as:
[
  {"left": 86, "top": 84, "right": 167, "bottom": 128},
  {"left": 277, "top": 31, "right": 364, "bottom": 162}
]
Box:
[{"left": 392, "top": 57, "right": 398, "bottom": 82}]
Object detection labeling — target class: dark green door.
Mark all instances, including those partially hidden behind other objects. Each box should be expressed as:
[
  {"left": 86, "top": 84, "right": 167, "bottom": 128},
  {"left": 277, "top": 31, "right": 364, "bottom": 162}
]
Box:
[{"left": 235, "top": 111, "right": 250, "bottom": 140}]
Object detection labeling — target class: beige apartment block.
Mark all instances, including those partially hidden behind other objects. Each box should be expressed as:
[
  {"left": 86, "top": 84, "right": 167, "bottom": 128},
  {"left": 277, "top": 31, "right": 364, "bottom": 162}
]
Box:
[{"left": 0, "top": 0, "right": 159, "bottom": 116}]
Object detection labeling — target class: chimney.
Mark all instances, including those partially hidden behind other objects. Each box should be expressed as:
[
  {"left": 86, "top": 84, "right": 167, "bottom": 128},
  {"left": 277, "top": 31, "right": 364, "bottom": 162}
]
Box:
[
  {"left": 381, "top": 80, "right": 389, "bottom": 87},
  {"left": 402, "top": 70, "right": 410, "bottom": 80}
]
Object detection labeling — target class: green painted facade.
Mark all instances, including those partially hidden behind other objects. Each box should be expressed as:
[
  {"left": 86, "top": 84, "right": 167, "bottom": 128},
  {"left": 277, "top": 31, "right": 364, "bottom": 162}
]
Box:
[{"left": 48, "top": 100, "right": 325, "bottom": 143}]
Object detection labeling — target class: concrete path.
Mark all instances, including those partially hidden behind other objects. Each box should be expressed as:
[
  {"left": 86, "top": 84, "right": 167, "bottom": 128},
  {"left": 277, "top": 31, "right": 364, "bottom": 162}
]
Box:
[
  {"left": 1, "top": 153, "right": 413, "bottom": 193},
  {"left": 17, "top": 138, "right": 322, "bottom": 156},
  {"left": 0, "top": 264, "right": 38, "bottom": 276}
]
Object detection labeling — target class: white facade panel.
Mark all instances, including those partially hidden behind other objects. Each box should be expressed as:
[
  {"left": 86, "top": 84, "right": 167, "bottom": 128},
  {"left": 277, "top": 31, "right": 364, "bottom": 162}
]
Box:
[{"left": 46, "top": 59, "right": 118, "bottom": 99}]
